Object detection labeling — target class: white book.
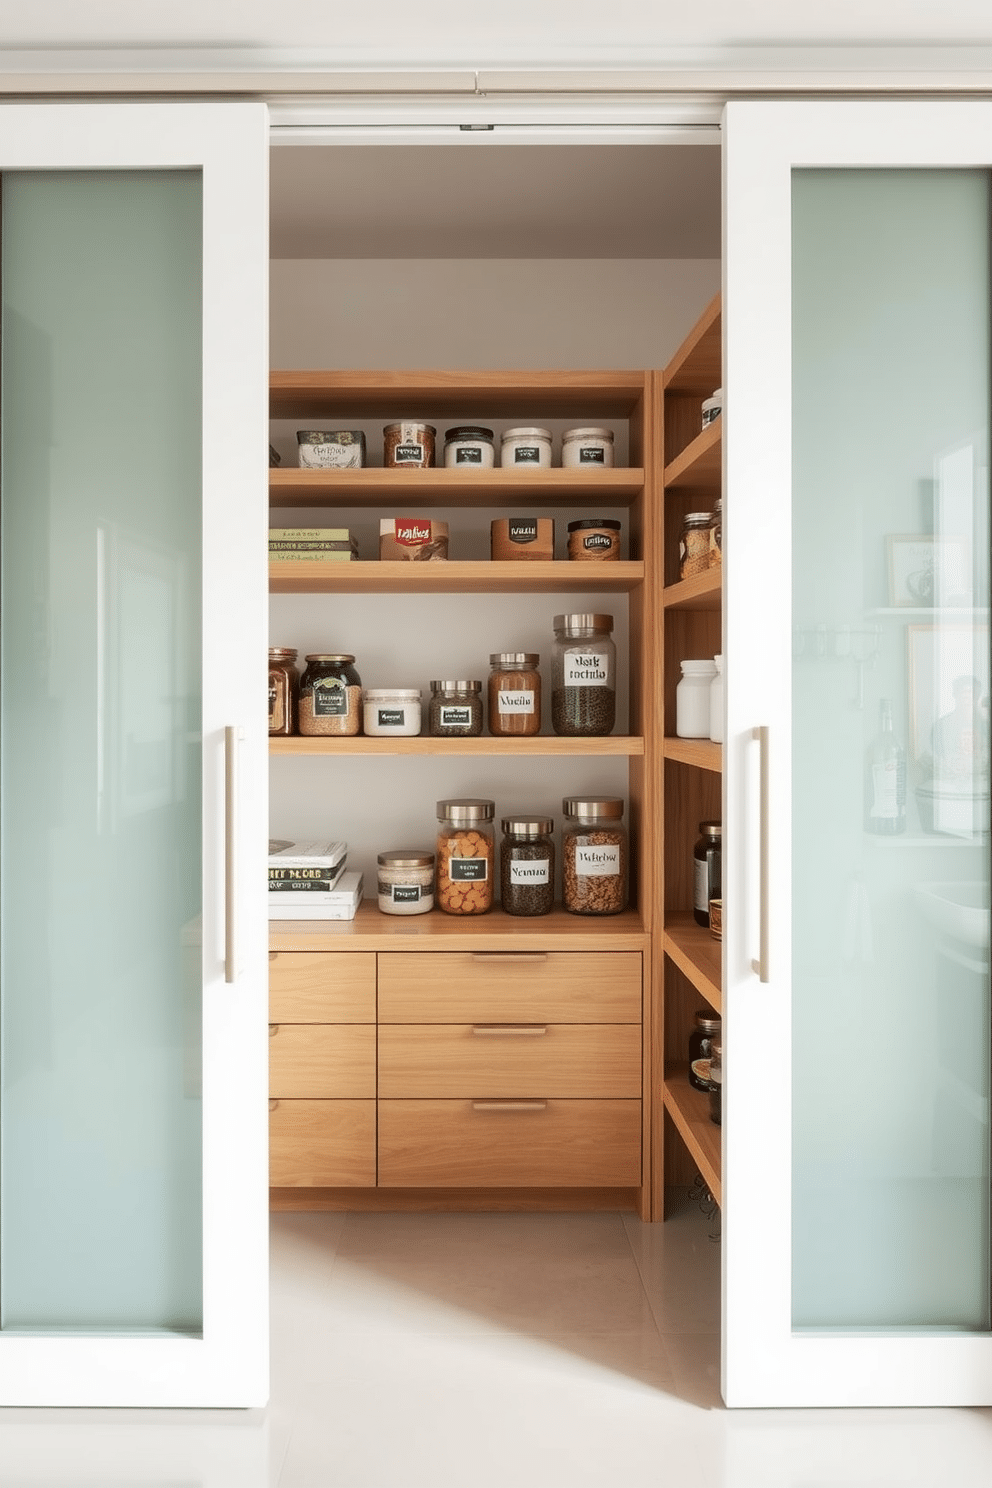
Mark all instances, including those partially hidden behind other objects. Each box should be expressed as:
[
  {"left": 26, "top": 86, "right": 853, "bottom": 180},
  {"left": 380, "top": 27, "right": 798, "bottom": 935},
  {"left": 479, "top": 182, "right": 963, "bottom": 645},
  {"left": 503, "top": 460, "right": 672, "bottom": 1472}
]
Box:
[
  {"left": 267, "top": 871, "right": 363, "bottom": 919},
  {"left": 268, "top": 838, "right": 347, "bottom": 870}
]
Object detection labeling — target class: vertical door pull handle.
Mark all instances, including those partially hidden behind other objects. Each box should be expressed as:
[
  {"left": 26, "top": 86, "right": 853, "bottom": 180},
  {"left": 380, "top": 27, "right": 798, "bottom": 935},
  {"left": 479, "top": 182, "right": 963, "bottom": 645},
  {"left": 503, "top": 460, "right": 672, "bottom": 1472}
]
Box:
[
  {"left": 225, "top": 725, "right": 243, "bottom": 984},
  {"left": 751, "top": 725, "right": 770, "bottom": 983}
]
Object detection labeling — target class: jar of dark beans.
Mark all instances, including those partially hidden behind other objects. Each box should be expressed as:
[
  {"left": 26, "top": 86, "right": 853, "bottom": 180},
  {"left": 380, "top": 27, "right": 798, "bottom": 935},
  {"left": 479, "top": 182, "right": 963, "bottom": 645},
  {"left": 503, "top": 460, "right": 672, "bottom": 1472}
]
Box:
[
  {"left": 550, "top": 613, "right": 616, "bottom": 736},
  {"left": 500, "top": 815, "right": 555, "bottom": 917},
  {"left": 688, "top": 1010, "right": 722, "bottom": 1092},
  {"left": 298, "top": 653, "right": 362, "bottom": 737},
  {"left": 561, "top": 796, "right": 628, "bottom": 915},
  {"left": 268, "top": 646, "right": 300, "bottom": 736},
  {"left": 428, "top": 679, "right": 483, "bottom": 737}
]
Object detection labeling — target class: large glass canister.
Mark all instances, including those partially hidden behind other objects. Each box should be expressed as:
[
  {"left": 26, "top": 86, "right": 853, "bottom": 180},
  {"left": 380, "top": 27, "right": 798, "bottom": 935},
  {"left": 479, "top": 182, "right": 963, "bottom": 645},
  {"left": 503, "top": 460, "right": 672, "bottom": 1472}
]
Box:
[
  {"left": 550, "top": 613, "right": 616, "bottom": 736},
  {"left": 561, "top": 796, "right": 628, "bottom": 915},
  {"left": 435, "top": 798, "right": 495, "bottom": 915},
  {"left": 488, "top": 652, "right": 541, "bottom": 736},
  {"left": 268, "top": 646, "right": 299, "bottom": 736},
  {"left": 500, "top": 815, "right": 555, "bottom": 917},
  {"left": 298, "top": 652, "right": 362, "bottom": 737}
]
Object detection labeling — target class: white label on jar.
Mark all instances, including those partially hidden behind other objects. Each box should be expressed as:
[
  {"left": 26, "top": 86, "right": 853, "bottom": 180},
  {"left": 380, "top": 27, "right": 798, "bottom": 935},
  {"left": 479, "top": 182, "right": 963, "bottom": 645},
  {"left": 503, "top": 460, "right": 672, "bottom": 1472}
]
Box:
[
  {"left": 497, "top": 689, "right": 535, "bottom": 714},
  {"left": 579, "top": 446, "right": 606, "bottom": 463},
  {"left": 694, "top": 857, "right": 710, "bottom": 914},
  {"left": 450, "top": 857, "right": 488, "bottom": 882},
  {"left": 512, "top": 447, "right": 540, "bottom": 464},
  {"left": 564, "top": 651, "right": 609, "bottom": 686},
  {"left": 377, "top": 707, "right": 405, "bottom": 728},
  {"left": 510, "top": 860, "right": 550, "bottom": 885},
  {"left": 439, "top": 704, "right": 472, "bottom": 727},
  {"left": 454, "top": 446, "right": 483, "bottom": 464},
  {"left": 575, "top": 845, "right": 620, "bottom": 876}
]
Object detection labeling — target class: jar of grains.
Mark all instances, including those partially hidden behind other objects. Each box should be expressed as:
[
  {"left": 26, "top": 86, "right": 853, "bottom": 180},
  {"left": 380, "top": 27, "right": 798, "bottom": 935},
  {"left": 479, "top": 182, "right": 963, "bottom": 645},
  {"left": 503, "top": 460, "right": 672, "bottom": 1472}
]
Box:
[
  {"left": 298, "top": 653, "right": 362, "bottom": 737},
  {"left": 363, "top": 688, "right": 422, "bottom": 737},
  {"left": 488, "top": 652, "right": 541, "bottom": 736},
  {"left": 428, "top": 679, "right": 483, "bottom": 737},
  {"left": 383, "top": 421, "right": 435, "bottom": 468},
  {"left": 561, "top": 427, "right": 615, "bottom": 468},
  {"left": 268, "top": 646, "right": 300, "bottom": 736},
  {"left": 500, "top": 427, "right": 553, "bottom": 468},
  {"left": 500, "top": 816, "right": 555, "bottom": 917},
  {"left": 436, "top": 799, "right": 495, "bottom": 916},
  {"left": 679, "top": 511, "right": 713, "bottom": 580},
  {"left": 551, "top": 614, "right": 616, "bottom": 736},
  {"left": 377, "top": 849, "right": 435, "bottom": 917},
  {"left": 443, "top": 425, "right": 495, "bottom": 469},
  {"left": 709, "top": 497, "right": 722, "bottom": 568},
  {"left": 561, "top": 796, "right": 628, "bottom": 915}
]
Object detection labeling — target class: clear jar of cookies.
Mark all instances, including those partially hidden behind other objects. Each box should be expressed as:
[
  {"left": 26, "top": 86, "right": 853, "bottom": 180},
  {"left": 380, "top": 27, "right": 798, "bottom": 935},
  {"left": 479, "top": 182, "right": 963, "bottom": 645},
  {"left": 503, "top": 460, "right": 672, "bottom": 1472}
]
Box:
[{"left": 435, "top": 799, "right": 495, "bottom": 916}]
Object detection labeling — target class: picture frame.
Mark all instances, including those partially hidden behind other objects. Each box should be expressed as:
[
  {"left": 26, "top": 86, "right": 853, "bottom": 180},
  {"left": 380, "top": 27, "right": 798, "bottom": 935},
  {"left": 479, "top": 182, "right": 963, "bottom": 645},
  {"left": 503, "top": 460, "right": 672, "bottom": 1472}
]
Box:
[{"left": 886, "top": 534, "right": 972, "bottom": 609}]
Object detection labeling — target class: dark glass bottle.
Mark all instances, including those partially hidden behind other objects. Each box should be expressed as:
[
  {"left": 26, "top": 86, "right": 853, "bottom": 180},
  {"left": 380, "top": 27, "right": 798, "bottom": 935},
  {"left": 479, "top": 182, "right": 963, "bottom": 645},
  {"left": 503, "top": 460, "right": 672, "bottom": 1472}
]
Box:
[
  {"left": 688, "top": 1010, "right": 722, "bottom": 1092},
  {"left": 693, "top": 821, "right": 722, "bottom": 927}
]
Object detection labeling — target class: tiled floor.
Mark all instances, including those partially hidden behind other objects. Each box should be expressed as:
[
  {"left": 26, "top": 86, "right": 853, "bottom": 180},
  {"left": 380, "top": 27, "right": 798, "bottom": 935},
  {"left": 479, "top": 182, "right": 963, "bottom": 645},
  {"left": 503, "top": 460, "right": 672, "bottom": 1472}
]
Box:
[{"left": 2, "top": 1195, "right": 992, "bottom": 1484}]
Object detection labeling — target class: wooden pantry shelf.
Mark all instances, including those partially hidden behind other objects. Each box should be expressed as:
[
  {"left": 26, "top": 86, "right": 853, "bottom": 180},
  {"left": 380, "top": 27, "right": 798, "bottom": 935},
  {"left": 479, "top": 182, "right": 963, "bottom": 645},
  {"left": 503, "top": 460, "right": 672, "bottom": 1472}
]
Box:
[
  {"left": 270, "top": 558, "right": 645, "bottom": 595},
  {"left": 662, "top": 420, "right": 721, "bottom": 491},
  {"left": 663, "top": 568, "right": 721, "bottom": 611},
  {"left": 270, "top": 735, "right": 645, "bottom": 758},
  {"left": 662, "top": 1069, "right": 721, "bottom": 1206},
  {"left": 269, "top": 901, "right": 649, "bottom": 954},
  {"left": 269, "top": 467, "right": 645, "bottom": 508},
  {"left": 661, "top": 297, "right": 721, "bottom": 396},
  {"left": 664, "top": 737, "right": 723, "bottom": 772},
  {"left": 663, "top": 912, "right": 722, "bottom": 1014},
  {"left": 270, "top": 368, "right": 651, "bottom": 420}
]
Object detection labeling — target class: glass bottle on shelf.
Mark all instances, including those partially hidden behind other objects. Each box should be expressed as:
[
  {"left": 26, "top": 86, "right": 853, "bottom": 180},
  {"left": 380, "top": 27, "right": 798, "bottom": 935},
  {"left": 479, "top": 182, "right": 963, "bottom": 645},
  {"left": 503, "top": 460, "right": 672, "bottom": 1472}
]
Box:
[{"left": 864, "top": 697, "right": 906, "bottom": 835}]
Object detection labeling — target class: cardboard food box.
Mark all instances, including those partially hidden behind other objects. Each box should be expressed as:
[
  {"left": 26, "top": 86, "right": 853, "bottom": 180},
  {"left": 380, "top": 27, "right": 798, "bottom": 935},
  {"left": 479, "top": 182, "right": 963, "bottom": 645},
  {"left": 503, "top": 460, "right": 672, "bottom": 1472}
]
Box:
[
  {"left": 491, "top": 516, "right": 555, "bottom": 561},
  {"left": 379, "top": 518, "right": 449, "bottom": 562}
]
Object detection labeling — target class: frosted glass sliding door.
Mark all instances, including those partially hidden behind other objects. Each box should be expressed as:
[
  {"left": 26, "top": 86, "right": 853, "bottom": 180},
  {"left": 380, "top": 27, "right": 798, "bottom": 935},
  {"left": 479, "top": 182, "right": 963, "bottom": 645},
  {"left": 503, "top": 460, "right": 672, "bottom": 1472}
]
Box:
[
  {"left": 0, "top": 104, "right": 269, "bottom": 1408},
  {"left": 724, "top": 101, "right": 992, "bottom": 1407}
]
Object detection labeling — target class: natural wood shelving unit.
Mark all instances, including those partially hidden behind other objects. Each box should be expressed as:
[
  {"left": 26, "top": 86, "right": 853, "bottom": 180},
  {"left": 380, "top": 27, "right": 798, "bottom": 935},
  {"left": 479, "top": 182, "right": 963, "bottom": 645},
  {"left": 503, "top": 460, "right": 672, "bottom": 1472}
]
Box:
[
  {"left": 270, "top": 559, "right": 645, "bottom": 595},
  {"left": 269, "top": 901, "right": 648, "bottom": 954},
  {"left": 662, "top": 912, "right": 722, "bottom": 1015},
  {"left": 662, "top": 1068, "right": 722, "bottom": 1206},
  {"left": 663, "top": 420, "right": 721, "bottom": 490},
  {"left": 270, "top": 735, "right": 645, "bottom": 758},
  {"left": 270, "top": 467, "right": 645, "bottom": 508},
  {"left": 663, "top": 737, "right": 723, "bottom": 772}
]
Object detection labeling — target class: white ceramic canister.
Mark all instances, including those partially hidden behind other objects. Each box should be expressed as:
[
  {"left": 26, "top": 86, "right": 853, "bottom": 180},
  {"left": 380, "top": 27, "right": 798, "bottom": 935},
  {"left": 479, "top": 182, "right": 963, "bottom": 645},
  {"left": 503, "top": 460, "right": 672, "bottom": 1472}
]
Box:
[
  {"left": 676, "top": 659, "right": 717, "bottom": 738},
  {"left": 561, "top": 426, "right": 615, "bottom": 469},
  {"left": 709, "top": 654, "right": 724, "bottom": 743},
  {"left": 443, "top": 425, "right": 495, "bottom": 469},
  {"left": 701, "top": 388, "right": 723, "bottom": 429},
  {"left": 377, "top": 849, "right": 435, "bottom": 916},
  {"left": 363, "top": 688, "right": 422, "bottom": 737},
  {"left": 500, "top": 426, "right": 553, "bottom": 469}
]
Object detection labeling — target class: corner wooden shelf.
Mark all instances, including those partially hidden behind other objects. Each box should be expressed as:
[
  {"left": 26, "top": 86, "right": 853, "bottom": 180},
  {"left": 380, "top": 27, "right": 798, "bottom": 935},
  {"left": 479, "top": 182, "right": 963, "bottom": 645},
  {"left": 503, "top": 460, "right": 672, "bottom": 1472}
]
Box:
[
  {"left": 663, "top": 737, "right": 723, "bottom": 772},
  {"left": 662, "top": 419, "right": 721, "bottom": 491},
  {"left": 269, "top": 901, "right": 649, "bottom": 953},
  {"left": 662, "top": 912, "right": 722, "bottom": 1015},
  {"left": 270, "top": 735, "right": 645, "bottom": 758},
  {"left": 663, "top": 568, "right": 721, "bottom": 611},
  {"left": 270, "top": 558, "right": 645, "bottom": 595},
  {"left": 662, "top": 1068, "right": 721, "bottom": 1206},
  {"left": 269, "top": 467, "right": 644, "bottom": 508}
]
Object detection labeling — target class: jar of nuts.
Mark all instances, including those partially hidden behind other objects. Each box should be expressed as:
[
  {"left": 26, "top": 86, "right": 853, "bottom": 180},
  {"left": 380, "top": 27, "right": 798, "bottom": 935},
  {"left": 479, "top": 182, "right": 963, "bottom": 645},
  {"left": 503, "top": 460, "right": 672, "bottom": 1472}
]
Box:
[
  {"left": 435, "top": 799, "right": 495, "bottom": 916},
  {"left": 488, "top": 653, "right": 541, "bottom": 736},
  {"left": 561, "top": 796, "right": 628, "bottom": 916},
  {"left": 500, "top": 815, "right": 555, "bottom": 917},
  {"left": 298, "top": 654, "right": 362, "bottom": 737}
]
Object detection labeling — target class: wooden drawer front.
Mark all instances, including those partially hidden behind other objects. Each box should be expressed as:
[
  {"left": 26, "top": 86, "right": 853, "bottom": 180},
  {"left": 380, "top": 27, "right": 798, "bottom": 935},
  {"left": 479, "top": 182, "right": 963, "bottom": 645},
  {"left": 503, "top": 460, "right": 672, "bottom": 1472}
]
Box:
[
  {"left": 270, "top": 1099, "right": 376, "bottom": 1187},
  {"left": 269, "top": 951, "right": 376, "bottom": 1023},
  {"left": 378, "top": 1024, "right": 640, "bottom": 1099},
  {"left": 378, "top": 952, "right": 641, "bottom": 1023},
  {"left": 378, "top": 1099, "right": 641, "bottom": 1187},
  {"left": 269, "top": 1024, "right": 375, "bottom": 1098}
]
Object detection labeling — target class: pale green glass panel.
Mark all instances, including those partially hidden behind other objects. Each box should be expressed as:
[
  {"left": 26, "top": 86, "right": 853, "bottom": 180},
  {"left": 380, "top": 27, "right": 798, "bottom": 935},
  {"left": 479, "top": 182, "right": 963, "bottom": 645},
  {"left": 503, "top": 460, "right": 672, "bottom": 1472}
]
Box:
[
  {"left": 1, "top": 172, "right": 203, "bottom": 1330},
  {"left": 792, "top": 169, "right": 992, "bottom": 1330}
]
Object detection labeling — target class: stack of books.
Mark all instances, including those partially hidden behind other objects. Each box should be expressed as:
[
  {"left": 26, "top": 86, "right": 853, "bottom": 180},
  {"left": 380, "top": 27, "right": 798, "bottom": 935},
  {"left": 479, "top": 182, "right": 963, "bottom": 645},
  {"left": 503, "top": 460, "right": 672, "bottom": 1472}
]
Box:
[
  {"left": 269, "top": 527, "right": 359, "bottom": 562},
  {"left": 268, "top": 839, "right": 363, "bottom": 920}
]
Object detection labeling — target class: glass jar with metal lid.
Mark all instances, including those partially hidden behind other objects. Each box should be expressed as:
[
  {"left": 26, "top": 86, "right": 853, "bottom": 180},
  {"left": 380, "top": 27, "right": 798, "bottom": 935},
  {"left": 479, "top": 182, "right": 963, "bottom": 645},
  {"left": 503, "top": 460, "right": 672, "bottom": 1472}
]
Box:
[
  {"left": 679, "top": 511, "right": 713, "bottom": 580},
  {"left": 376, "top": 849, "right": 435, "bottom": 917},
  {"left": 561, "top": 426, "right": 615, "bottom": 468},
  {"left": 688, "top": 1010, "right": 722, "bottom": 1092},
  {"left": 443, "top": 425, "right": 495, "bottom": 469},
  {"left": 500, "top": 427, "right": 553, "bottom": 468},
  {"left": 436, "top": 799, "right": 495, "bottom": 916},
  {"left": 561, "top": 796, "right": 628, "bottom": 915},
  {"left": 428, "top": 679, "right": 483, "bottom": 737},
  {"left": 693, "top": 821, "right": 722, "bottom": 928},
  {"left": 551, "top": 614, "right": 616, "bottom": 736},
  {"left": 268, "top": 646, "right": 299, "bottom": 737},
  {"left": 500, "top": 815, "right": 555, "bottom": 917},
  {"left": 298, "top": 653, "right": 362, "bottom": 737},
  {"left": 488, "top": 652, "right": 541, "bottom": 737},
  {"left": 383, "top": 422, "right": 435, "bottom": 468}
]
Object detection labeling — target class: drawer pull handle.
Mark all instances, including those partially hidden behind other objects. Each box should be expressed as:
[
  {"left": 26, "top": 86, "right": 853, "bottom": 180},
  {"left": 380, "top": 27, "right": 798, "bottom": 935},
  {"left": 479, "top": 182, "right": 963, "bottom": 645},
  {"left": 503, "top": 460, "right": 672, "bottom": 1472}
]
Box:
[
  {"left": 269, "top": 1024, "right": 279, "bottom": 1037},
  {"left": 471, "top": 1024, "right": 547, "bottom": 1037},
  {"left": 472, "top": 1100, "right": 548, "bottom": 1112},
  {"left": 269, "top": 1099, "right": 278, "bottom": 1111},
  {"left": 470, "top": 953, "right": 549, "bottom": 964}
]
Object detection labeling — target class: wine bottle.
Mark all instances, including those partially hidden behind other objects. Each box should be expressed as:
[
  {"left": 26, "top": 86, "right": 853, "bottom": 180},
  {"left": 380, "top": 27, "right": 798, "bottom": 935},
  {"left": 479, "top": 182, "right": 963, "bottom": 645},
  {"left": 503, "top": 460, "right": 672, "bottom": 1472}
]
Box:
[{"left": 865, "top": 698, "right": 907, "bottom": 835}]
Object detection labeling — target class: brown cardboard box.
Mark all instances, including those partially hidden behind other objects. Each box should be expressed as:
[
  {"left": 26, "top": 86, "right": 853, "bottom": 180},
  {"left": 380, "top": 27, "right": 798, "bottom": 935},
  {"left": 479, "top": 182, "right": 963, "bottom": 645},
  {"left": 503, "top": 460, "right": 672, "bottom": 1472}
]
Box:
[
  {"left": 379, "top": 518, "right": 449, "bottom": 561},
  {"left": 491, "top": 517, "right": 555, "bottom": 561}
]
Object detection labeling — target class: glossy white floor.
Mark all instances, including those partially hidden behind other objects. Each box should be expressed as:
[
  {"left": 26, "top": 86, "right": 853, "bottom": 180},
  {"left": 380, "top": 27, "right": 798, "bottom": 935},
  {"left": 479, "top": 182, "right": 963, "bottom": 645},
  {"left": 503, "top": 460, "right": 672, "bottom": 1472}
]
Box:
[{"left": 2, "top": 1194, "right": 992, "bottom": 1485}]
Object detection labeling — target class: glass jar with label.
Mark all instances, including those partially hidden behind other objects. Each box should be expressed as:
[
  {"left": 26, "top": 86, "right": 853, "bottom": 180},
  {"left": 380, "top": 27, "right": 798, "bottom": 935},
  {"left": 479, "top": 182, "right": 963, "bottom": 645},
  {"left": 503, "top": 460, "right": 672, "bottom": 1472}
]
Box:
[
  {"left": 488, "top": 652, "right": 541, "bottom": 737},
  {"left": 500, "top": 426, "right": 553, "bottom": 469},
  {"left": 443, "top": 425, "right": 495, "bottom": 469},
  {"left": 679, "top": 511, "right": 713, "bottom": 580},
  {"left": 688, "top": 1010, "right": 722, "bottom": 1092},
  {"left": 693, "top": 821, "right": 722, "bottom": 928},
  {"left": 298, "top": 653, "right": 362, "bottom": 736},
  {"left": 268, "top": 646, "right": 299, "bottom": 736},
  {"left": 561, "top": 796, "right": 628, "bottom": 915},
  {"left": 551, "top": 614, "right": 616, "bottom": 736},
  {"left": 383, "top": 421, "right": 435, "bottom": 468},
  {"left": 500, "top": 816, "right": 555, "bottom": 917},
  {"left": 436, "top": 799, "right": 495, "bottom": 916},
  {"left": 709, "top": 496, "right": 722, "bottom": 568},
  {"left": 376, "top": 849, "right": 435, "bottom": 917},
  {"left": 709, "top": 1040, "right": 723, "bottom": 1126},
  {"left": 562, "top": 427, "right": 615, "bottom": 468},
  {"left": 363, "top": 688, "right": 422, "bottom": 737},
  {"left": 428, "top": 679, "right": 483, "bottom": 737}
]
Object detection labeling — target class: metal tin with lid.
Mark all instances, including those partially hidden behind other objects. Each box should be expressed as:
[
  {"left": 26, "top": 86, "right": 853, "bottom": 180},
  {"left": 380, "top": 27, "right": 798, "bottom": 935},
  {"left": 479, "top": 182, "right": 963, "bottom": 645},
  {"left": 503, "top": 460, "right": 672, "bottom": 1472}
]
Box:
[{"left": 567, "top": 518, "right": 621, "bottom": 561}]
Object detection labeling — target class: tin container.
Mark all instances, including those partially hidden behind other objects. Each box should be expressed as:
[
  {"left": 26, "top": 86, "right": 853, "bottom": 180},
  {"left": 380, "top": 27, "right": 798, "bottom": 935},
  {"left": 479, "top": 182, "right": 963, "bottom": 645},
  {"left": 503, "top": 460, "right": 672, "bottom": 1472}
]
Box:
[
  {"left": 567, "top": 519, "right": 621, "bottom": 561},
  {"left": 296, "top": 430, "right": 366, "bottom": 468}
]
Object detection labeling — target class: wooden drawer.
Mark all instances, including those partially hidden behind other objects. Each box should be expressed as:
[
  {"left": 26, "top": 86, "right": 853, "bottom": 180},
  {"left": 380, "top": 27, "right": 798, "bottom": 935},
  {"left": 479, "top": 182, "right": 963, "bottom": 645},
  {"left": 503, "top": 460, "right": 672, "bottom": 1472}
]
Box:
[
  {"left": 378, "top": 1023, "right": 640, "bottom": 1098},
  {"left": 378, "top": 952, "right": 641, "bottom": 1023},
  {"left": 269, "top": 950, "right": 376, "bottom": 1023},
  {"left": 378, "top": 1099, "right": 641, "bottom": 1187},
  {"left": 269, "top": 1023, "right": 375, "bottom": 1098},
  {"left": 270, "top": 1099, "right": 375, "bottom": 1186}
]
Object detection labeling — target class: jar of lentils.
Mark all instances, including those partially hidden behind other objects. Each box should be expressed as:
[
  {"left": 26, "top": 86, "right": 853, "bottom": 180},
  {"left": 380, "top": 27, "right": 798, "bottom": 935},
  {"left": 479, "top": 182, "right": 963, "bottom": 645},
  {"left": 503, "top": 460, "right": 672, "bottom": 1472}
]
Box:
[
  {"left": 436, "top": 799, "right": 495, "bottom": 916},
  {"left": 488, "top": 652, "right": 541, "bottom": 736},
  {"left": 298, "top": 653, "right": 362, "bottom": 736},
  {"left": 268, "top": 646, "right": 300, "bottom": 736},
  {"left": 561, "top": 796, "right": 628, "bottom": 915},
  {"left": 679, "top": 511, "right": 713, "bottom": 580},
  {"left": 428, "top": 679, "right": 483, "bottom": 737},
  {"left": 500, "top": 816, "right": 555, "bottom": 917},
  {"left": 550, "top": 614, "right": 616, "bottom": 736}
]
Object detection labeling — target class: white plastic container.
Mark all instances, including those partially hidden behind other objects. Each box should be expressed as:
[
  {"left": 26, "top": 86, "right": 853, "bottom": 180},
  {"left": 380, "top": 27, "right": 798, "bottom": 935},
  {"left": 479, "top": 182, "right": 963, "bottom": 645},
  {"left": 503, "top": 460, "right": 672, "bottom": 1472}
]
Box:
[
  {"left": 709, "top": 654, "right": 724, "bottom": 743},
  {"left": 363, "top": 688, "right": 422, "bottom": 737},
  {"left": 561, "top": 426, "right": 614, "bottom": 468},
  {"left": 443, "top": 425, "right": 495, "bottom": 469},
  {"left": 500, "top": 426, "right": 553, "bottom": 469},
  {"left": 676, "top": 659, "right": 717, "bottom": 738},
  {"left": 701, "top": 388, "right": 723, "bottom": 429}
]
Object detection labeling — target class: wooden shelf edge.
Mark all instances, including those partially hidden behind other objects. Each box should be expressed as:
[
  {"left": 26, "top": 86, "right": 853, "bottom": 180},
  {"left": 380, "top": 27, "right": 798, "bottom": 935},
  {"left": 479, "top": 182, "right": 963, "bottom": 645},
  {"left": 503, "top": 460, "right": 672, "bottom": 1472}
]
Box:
[
  {"left": 269, "top": 467, "right": 645, "bottom": 509},
  {"left": 663, "top": 737, "right": 723, "bottom": 773},
  {"left": 270, "top": 369, "right": 651, "bottom": 418},
  {"left": 663, "top": 1070, "right": 722, "bottom": 1206},
  {"left": 270, "top": 734, "right": 645, "bottom": 758},
  {"left": 663, "top": 914, "right": 722, "bottom": 1014},
  {"left": 663, "top": 568, "right": 722, "bottom": 611},
  {"left": 662, "top": 420, "right": 721, "bottom": 490},
  {"left": 661, "top": 296, "right": 721, "bottom": 393},
  {"left": 269, "top": 902, "right": 649, "bottom": 952},
  {"left": 270, "top": 559, "right": 645, "bottom": 595}
]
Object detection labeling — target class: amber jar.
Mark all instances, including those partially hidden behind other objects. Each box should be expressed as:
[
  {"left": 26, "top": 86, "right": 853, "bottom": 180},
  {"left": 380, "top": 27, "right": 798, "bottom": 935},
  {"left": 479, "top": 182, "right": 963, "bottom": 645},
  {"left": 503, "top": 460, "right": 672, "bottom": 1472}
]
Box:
[
  {"left": 488, "top": 653, "right": 541, "bottom": 736},
  {"left": 298, "top": 653, "right": 362, "bottom": 736},
  {"left": 268, "top": 647, "right": 299, "bottom": 736}
]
